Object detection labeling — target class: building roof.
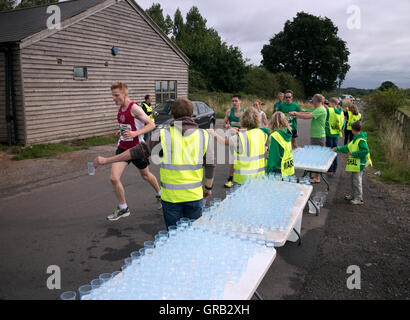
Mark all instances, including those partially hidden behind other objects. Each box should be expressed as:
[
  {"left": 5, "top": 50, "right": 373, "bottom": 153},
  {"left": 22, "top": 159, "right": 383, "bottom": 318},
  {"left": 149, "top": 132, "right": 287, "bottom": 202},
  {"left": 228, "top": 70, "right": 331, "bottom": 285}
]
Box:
[
  {"left": 0, "top": 0, "right": 107, "bottom": 44},
  {"left": 0, "top": 0, "right": 189, "bottom": 65}
]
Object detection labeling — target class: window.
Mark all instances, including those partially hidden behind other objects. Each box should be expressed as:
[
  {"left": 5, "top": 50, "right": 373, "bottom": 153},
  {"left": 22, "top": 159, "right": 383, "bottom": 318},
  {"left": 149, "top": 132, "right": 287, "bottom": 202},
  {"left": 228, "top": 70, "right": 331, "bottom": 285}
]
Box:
[
  {"left": 198, "top": 102, "right": 208, "bottom": 114},
  {"left": 155, "top": 80, "right": 176, "bottom": 104},
  {"left": 74, "top": 67, "right": 87, "bottom": 80}
]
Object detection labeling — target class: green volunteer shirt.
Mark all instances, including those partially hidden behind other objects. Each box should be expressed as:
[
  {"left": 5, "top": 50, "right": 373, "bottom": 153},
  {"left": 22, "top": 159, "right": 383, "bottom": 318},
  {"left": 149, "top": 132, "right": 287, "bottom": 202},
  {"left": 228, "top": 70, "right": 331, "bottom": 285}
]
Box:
[
  {"left": 310, "top": 105, "right": 327, "bottom": 138},
  {"left": 276, "top": 102, "right": 301, "bottom": 131},
  {"left": 273, "top": 102, "right": 282, "bottom": 113}
]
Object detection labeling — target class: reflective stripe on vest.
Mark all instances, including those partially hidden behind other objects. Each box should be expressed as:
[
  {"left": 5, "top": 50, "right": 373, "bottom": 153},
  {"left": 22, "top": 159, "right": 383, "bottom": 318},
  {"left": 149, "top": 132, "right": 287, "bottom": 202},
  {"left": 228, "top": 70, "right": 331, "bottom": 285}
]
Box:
[
  {"left": 328, "top": 108, "right": 344, "bottom": 137},
  {"left": 160, "top": 127, "right": 208, "bottom": 203},
  {"left": 347, "top": 111, "right": 361, "bottom": 130},
  {"left": 346, "top": 138, "right": 373, "bottom": 172},
  {"left": 233, "top": 129, "right": 267, "bottom": 184},
  {"left": 269, "top": 131, "right": 295, "bottom": 177}
]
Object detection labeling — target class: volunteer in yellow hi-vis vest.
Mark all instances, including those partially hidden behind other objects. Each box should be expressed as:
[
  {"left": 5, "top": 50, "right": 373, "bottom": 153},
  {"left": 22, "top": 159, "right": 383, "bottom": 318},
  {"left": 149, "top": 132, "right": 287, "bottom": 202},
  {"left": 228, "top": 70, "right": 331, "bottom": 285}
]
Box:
[
  {"left": 346, "top": 110, "right": 362, "bottom": 130},
  {"left": 209, "top": 107, "right": 269, "bottom": 185},
  {"left": 266, "top": 112, "right": 295, "bottom": 177},
  {"left": 333, "top": 121, "right": 372, "bottom": 205},
  {"left": 325, "top": 97, "right": 345, "bottom": 174},
  {"left": 233, "top": 128, "right": 268, "bottom": 184},
  {"left": 92, "top": 98, "right": 216, "bottom": 229},
  {"left": 159, "top": 125, "right": 209, "bottom": 203},
  {"left": 141, "top": 95, "right": 156, "bottom": 124}
]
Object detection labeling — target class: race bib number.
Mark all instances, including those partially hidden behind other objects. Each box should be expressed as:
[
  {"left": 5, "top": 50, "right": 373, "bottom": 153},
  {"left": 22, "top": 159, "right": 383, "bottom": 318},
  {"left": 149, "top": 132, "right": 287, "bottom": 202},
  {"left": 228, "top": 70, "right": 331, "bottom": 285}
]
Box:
[{"left": 119, "top": 124, "right": 133, "bottom": 142}]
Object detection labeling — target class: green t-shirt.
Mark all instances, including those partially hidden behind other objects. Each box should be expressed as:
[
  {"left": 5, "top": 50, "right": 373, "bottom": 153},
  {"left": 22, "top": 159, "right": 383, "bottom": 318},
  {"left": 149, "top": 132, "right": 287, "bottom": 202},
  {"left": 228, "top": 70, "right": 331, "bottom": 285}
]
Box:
[
  {"left": 310, "top": 105, "right": 327, "bottom": 138},
  {"left": 273, "top": 102, "right": 282, "bottom": 113},
  {"left": 276, "top": 102, "right": 301, "bottom": 131}
]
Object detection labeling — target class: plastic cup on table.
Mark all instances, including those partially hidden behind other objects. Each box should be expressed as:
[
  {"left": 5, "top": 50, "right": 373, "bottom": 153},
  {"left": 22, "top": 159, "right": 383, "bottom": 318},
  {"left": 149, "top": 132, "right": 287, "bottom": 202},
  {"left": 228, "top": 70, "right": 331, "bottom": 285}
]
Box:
[
  {"left": 60, "top": 291, "right": 76, "bottom": 300},
  {"left": 90, "top": 279, "right": 103, "bottom": 290},
  {"left": 99, "top": 273, "right": 112, "bottom": 283},
  {"left": 158, "top": 230, "right": 168, "bottom": 239},
  {"left": 78, "top": 285, "right": 92, "bottom": 300},
  {"left": 144, "top": 241, "right": 155, "bottom": 255},
  {"left": 87, "top": 162, "right": 95, "bottom": 176},
  {"left": 124, "top": 257, "right": 132, "bottom": 266},
  {"left": 130, "top": 251, "right": 140, "bottom": 261},
  {"left": 168, "top": 226, "right": 177, "bottom": 237}
]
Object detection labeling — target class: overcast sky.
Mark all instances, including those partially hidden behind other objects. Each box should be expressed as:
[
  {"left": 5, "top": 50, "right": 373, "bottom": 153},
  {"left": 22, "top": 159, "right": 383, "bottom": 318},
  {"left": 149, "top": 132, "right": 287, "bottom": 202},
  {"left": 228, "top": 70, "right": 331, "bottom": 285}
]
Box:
[{"left": 136, "top": 0, "right": 410, "bottom": 89}]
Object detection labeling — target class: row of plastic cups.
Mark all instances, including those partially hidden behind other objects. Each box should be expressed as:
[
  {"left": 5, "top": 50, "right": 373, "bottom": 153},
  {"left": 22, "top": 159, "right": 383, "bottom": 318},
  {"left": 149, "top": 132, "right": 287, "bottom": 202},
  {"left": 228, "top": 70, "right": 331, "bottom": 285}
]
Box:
[{"left": 60, "top": 270, "right": 120, "bottom": 300}]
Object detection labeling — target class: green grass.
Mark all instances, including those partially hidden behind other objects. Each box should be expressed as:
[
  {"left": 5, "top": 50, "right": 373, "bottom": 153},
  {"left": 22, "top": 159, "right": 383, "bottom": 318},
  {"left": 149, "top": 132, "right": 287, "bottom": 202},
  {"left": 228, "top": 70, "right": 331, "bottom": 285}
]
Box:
[
  {"left": 398, "top": 105, "right": 410, "bottom": 117},
  {"left": 363, "top": 116, "right": 410, "bottom": 184},
  {"left": 0, "top": 135, "right": 118, "bottom": 161}
]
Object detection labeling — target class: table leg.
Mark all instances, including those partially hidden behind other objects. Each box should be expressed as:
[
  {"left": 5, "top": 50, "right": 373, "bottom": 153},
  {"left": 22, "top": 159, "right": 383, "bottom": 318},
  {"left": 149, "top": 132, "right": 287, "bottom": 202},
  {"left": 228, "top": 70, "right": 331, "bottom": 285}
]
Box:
[
  {"left": 320, "top": 173, "right": 330, "bottom": 192},
  {"left": 254, "top": 290, "right": 263, "bottom": 300},
  {"left": 293, "top": 228, "right": 302, "bottom": 246},
  {"left": 308, "top": 198, "right": 320, "bottom": 216}
]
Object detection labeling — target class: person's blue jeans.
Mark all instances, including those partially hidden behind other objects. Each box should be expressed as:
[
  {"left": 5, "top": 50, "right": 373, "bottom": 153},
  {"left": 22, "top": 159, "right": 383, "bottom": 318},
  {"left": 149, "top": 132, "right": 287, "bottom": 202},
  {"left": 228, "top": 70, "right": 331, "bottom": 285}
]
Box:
[
  {"left": 162, "top": 199, "right": 203, "bottom": 229},
  {"left": 326, "top": 136, "right": 338, "bottom": 172}
]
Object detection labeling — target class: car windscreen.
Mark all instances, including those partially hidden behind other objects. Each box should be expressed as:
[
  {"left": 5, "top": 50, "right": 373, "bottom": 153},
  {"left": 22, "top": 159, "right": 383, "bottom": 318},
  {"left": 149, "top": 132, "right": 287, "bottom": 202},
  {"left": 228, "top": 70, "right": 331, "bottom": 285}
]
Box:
[{"left": 155, "top": 101, "right": 173, "bottom": 115}]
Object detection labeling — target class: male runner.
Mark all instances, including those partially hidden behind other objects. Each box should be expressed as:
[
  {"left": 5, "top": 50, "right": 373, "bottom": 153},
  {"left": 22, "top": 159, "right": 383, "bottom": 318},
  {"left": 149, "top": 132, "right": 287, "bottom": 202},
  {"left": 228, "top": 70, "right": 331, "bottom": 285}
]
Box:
[
  {"left": 108, "top": 82, "right": 161, "bottom": 221},
  {"left": 223, "top": 95, "right": 244, "bottom": 188}
]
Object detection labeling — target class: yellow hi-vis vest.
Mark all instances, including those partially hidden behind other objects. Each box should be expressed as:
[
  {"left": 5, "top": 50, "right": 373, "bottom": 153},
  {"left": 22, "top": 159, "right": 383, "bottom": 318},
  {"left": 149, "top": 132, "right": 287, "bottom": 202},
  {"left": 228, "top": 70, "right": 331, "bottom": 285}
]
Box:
[
  {"left": 160, "top": 127, "right": 209, "bottom": 203},
  {"left": 347, "top": 111, "right": 362, "bottom": 130},
  {"left": 328, "top": 108, "right": 345, "bottom": 137},
  {"left": 346, "top": 138, "right": 373, "bottom": 172},
  {"left": 142, "top": 102, "right": 156, "bottom": 123},
  {"left": 233, "top": 129, "right": 267, "bottom": 184},
  {"left": 268, "top": 131, "right": 295, "bottom": 177}
]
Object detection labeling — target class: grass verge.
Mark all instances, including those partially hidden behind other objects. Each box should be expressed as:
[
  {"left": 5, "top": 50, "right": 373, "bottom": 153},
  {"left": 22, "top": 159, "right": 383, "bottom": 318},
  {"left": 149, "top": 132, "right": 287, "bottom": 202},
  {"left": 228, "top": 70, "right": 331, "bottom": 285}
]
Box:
[
  {"left": 0, "top": 135, "right": 118, "bottom": 161},
  {"left": 363, "top": 117, "right": 410, "bottom": 184}
]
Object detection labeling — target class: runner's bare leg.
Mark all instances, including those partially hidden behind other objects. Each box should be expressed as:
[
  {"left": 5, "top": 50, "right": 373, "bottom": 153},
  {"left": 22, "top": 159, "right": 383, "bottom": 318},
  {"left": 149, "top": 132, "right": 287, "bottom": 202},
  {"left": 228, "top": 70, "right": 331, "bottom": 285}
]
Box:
[{"left": 110, "top": 162, "right": 128, "bottom": 205}]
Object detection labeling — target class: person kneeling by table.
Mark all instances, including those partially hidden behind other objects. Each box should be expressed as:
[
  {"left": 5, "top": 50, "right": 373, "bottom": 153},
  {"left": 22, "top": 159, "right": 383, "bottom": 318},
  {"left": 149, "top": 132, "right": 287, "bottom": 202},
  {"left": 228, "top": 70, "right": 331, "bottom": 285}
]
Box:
[
  {"left": 266, "top": 112, "right": 295, "bottom": 177},
  {"left": 332, "top": 121, "right": 372, "bottom": 205},
  {"left": 93, "top": 98, "right": 215, "bottom": 229}
]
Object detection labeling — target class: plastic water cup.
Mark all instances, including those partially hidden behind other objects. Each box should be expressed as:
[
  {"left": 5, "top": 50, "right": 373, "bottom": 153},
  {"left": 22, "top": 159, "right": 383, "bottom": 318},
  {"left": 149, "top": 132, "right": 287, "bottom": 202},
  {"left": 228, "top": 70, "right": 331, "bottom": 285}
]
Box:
[
  {"left": 87, "top": 162, "right": 95, "bottom": 176},
  {"left": 78, "top": 285, "right": 92, "bottom": 299},
  {"left": 130, "top": 251, "right": 140, "bottom": 260},
  {"left": 60, "top": 291, "right": 76, "bottom": 300},
  {"left": 124, "top": 257, "right": 132, "bottom": 266},
  {"left": 168, "top": 226, "right": 177, "bottom": 237},
  {"left": 99, "top": 273, "right": 112, "bottom": 283},
  {"left": 90, "top": 279, "right": 103, "bottom": 290},
  {"left": 158, "top": 230, "right": 168, "bottom": 239},
  {"left": 111, "top": 271, "right": 121, "bottom": 279}
]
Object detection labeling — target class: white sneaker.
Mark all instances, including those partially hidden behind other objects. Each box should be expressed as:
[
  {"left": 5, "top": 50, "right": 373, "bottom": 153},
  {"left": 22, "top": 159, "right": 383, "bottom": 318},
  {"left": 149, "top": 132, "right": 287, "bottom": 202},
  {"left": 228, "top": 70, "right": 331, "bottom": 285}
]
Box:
[{"left": 350, "top": 199, "right": 364, "bottom": 205}]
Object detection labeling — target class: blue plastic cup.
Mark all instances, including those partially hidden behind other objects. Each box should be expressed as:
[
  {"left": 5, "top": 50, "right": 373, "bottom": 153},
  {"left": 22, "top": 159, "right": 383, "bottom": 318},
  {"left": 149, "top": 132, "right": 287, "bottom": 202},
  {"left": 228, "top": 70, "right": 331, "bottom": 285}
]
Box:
[
  {"left": 99, "top": 273, "right": 112, "bottom": 283},
  {"left": 90, "top": 279, "right": 103, "bottom": 290},
  {"left": 78, "top": 285, "right": 92, "bottom": 299},
  {"left": 60, "top": 291, "right": 76, "bottom": 300}
]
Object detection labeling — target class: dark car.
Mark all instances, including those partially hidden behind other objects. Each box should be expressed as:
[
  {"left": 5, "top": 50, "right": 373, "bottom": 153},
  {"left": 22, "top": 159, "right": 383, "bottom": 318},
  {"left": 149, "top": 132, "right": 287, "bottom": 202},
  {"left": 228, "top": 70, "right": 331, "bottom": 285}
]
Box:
[{"left": 154, "top": 100, "right": 216, "bottom": 129}]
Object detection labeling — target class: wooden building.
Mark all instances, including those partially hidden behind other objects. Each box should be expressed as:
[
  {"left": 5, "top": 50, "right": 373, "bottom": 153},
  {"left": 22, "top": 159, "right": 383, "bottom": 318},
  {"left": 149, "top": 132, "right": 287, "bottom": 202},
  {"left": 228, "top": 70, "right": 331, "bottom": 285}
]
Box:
[{"left": 0, "top": 0, "right": 189, "bottom": 145}]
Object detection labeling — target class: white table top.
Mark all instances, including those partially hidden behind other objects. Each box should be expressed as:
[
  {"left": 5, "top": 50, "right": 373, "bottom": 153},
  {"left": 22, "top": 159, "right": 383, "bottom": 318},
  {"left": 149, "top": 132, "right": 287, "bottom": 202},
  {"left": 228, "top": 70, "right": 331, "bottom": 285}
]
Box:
[
  {"left": 294, "top": 153, "right": 337, "bottom": 173},
  {"left": 223, "top": 249, "right": 276, "bottom": 300}
]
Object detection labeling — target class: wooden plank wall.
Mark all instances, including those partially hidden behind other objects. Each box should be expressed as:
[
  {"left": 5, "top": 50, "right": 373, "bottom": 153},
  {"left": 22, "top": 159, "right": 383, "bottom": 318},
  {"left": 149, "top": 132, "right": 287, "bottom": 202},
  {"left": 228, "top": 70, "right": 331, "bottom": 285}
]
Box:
[
  {"left": 20, "top": 0, "right": 189, "bottom": 145},
  {"left": 0, "top": 46, "right": 25, "bottom": 144}
]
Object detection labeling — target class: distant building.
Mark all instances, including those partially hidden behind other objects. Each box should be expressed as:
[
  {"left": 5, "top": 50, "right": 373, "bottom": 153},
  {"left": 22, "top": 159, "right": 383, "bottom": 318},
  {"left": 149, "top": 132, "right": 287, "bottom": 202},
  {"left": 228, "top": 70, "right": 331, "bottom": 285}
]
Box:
[{"left": 0, "top": 0, "right": 189, "bottom": 145}]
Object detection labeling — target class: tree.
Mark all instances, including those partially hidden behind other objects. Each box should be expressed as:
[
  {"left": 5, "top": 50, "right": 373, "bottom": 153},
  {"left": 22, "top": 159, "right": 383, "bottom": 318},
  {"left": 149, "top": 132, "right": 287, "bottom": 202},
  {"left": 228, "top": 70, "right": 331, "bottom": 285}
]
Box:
[
  {"left": 145, "top": 3, "right": 173, "bottom": 36},
  {"left": 17, "top": 0, "right": 57, "bottom": 8},
  {"left": 378, "top": 81, "right": 398, "bottom": 91},
  {"left": 173, "top": 6, "right": 247, "bottom": 93},
  {"left": 261, "top": 12, "right": 350, "bottom": 96},
  {"left": 0, "top": 0, "right": 16, "bottom": 12}
]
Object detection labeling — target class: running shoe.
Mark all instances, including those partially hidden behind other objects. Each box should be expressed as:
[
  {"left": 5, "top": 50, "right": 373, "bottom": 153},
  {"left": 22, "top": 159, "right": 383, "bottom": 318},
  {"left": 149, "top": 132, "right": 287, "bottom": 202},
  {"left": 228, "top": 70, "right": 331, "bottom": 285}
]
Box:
[
  {"left": 350, "top": 199, "right": 364, "bottom": 205},
  {"left": 107, "top": 207, "right": 130, "bottom": 221},
  {"left": 156, "top": 195, "right": 162, "bottom": 210},
  {"left": 224, "top": 180, "right": 234, "bottom": 188}
]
